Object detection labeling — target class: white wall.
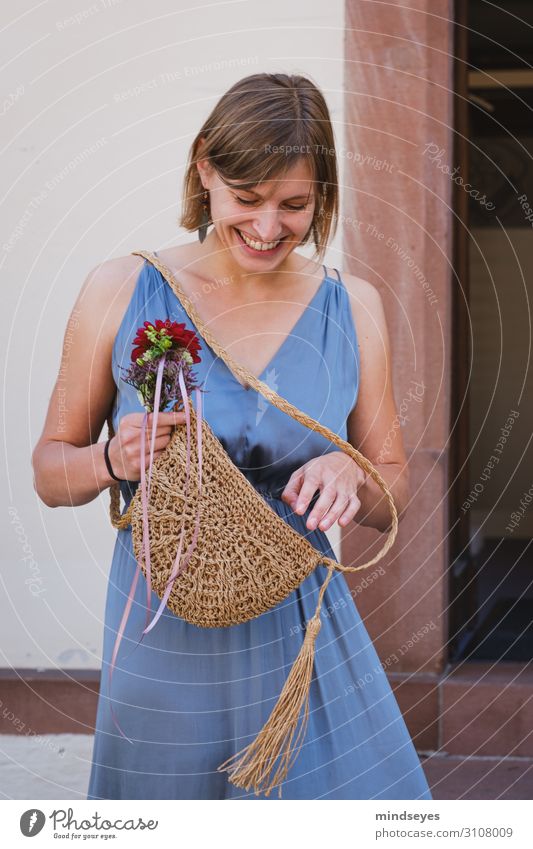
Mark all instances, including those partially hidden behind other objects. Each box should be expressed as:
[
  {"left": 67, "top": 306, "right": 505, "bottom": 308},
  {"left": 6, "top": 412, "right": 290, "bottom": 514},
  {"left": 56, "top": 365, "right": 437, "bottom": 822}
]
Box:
[{"left": 1, "top": 0, "right": 345, "bottom": 669}]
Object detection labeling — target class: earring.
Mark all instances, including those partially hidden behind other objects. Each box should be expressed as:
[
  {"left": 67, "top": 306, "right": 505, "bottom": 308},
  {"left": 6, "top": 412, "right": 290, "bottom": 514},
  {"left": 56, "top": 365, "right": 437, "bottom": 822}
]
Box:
[{"left": 198, "top": 189, "right": 210, "bottom": 243}]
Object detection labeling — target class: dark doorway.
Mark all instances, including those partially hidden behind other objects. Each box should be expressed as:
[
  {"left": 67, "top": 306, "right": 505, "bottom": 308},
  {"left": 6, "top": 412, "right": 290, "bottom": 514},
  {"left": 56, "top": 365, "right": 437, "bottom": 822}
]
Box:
[{"left": 449, "top": 1, "right": 533, "bottom": 662}]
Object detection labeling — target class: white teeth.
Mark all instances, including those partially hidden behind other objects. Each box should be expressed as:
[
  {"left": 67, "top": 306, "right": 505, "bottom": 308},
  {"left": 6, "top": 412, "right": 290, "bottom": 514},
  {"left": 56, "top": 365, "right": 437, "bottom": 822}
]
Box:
[{"left": 237, "top": 229, "right": 281, "bottom": 251}]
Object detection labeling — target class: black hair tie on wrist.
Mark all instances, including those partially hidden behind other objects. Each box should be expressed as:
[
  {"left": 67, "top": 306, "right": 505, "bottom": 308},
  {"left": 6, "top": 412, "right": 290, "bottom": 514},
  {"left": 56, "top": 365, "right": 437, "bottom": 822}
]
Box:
[{"left": 104, "top": 438, "right": 138, "bottom": 485}]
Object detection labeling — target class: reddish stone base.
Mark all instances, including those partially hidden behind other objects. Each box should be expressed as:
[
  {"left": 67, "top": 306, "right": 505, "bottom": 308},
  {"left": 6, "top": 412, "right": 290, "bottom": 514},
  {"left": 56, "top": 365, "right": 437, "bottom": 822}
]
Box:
[
  {"left": 0, "top": 669, "right": 100, "bottom": 736},
  {"left": 390, "top": 661, "right": 533, "bottom": 758},
  {"left": 2, "top": 662, "right": 532, "bottom": 800},
  {"left": 421, "top": 753, "right": 533, "bottom": 800}
]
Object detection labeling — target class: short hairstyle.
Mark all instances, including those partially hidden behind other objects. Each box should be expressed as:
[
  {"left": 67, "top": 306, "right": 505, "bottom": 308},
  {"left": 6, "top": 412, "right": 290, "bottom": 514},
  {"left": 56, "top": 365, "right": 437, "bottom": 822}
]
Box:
[{"left": 179, "top": 73, "right": 339, "bottom": 263}]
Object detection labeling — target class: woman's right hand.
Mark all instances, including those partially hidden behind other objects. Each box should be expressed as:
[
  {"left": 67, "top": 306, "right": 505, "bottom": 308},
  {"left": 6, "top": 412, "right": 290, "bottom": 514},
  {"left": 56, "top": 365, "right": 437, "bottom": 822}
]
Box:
[{"left": 107, "top": 410, "right": 187, "bottom": 481}]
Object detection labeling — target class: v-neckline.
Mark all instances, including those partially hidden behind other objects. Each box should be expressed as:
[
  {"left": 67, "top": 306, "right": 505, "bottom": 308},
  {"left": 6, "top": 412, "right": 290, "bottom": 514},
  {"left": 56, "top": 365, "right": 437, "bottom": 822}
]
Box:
[{"left": 151, "top": 260, "right": 330, "bottom": 392}]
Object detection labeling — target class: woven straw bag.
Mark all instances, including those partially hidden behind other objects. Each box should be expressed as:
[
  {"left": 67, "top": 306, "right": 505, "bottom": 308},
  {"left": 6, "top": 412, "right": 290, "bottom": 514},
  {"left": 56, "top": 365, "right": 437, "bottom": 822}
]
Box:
[{"left": 106, "top": 249, "right": 399, "bottom": 798}]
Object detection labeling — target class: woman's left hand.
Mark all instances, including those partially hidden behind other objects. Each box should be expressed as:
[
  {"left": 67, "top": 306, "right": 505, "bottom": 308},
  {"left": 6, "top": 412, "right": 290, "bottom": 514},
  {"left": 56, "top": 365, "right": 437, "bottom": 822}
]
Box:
[{"left": 280, "top": 451, "right": 367, "bottom": 531}]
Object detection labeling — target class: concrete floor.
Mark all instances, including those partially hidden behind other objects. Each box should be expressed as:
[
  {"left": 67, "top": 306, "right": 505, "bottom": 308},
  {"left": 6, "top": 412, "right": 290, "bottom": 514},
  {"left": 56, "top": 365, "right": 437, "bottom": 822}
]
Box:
[
  {"left": 1, "top": 735, "right": 533, "bottom": 800},
  {"left": 0, "top": 734, "right": 92, "bottom": 799},
  {"left": 421, "top": 752, "right": 533, "bottom": 800}
]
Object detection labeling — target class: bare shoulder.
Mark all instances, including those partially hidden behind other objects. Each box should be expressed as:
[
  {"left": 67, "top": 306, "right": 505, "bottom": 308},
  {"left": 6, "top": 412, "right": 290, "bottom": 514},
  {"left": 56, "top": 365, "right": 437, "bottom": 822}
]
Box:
[
  {"left": 337, "top": 270, "right": 388, "bottom": 347},
  {"left": 75, "top": 252, "right": 145, "bottom": 342},
  {"left": 57, "top": 252, "right": 147, "bottom": 373},
  {"left": 338, "top": 270, "right": 384, "bottom": 311},
  {"left": 341, "top": 272, "right": 403, "bottom": 469}
]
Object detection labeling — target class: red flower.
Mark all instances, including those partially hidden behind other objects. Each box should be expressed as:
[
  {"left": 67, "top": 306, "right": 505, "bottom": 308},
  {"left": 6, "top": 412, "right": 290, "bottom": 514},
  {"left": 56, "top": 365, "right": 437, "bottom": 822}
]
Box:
[{"left": 131, "top": 319, "right": 202, "bottom": 364}]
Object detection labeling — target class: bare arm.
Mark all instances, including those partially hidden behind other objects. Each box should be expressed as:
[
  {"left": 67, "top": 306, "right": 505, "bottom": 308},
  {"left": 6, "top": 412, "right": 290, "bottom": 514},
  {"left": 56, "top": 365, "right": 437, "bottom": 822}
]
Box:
[
  {"left": 343, "top": 273, "right": 410, "bottom": 533},
  {"left": 31, "top": 256, "right": 142, "bottom": 508}
]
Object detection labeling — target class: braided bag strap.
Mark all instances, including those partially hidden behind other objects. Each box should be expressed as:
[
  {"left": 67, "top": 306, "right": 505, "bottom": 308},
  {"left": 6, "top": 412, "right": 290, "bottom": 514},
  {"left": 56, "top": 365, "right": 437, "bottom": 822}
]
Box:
[{"left": 108, "top": 250, "right": 399, "bottom": 569}]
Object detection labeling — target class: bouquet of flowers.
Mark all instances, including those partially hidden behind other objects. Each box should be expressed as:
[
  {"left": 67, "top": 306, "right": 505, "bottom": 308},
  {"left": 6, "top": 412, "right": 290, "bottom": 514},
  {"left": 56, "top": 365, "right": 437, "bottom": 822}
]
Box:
[
  {"left": 109, "top": 318, "right": 205, "bottom": 738},
  {"left": 121, "top": 318, "right": 202, "bottom": 412}
]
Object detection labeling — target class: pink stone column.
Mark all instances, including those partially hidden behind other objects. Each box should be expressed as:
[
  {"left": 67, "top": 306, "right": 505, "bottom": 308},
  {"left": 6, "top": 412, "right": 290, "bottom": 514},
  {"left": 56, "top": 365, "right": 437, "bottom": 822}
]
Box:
[{"left": 341, "top": 0, "right": 454, "bottom": 676}]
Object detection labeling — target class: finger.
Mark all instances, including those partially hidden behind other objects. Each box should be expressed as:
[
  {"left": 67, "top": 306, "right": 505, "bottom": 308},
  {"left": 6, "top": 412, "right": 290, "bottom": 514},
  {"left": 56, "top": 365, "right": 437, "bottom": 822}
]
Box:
[
  {"left": 154, "top": 424, "right": 180, "bottom": 436},
  {"left": 281, "top": 471, "right": 304, "bottom": 505},
  {"left": 118, "top": 435, "right": 171, "bottom": 470},
  {"left": 317, "top": 493, "right": 354, "bottom": 530},
  {"left": 133, "top": 430, "right": 174, "bottom": 446},
  {"left": 306, "top": 485, "right": 337, "bottom": 528},
  {"left": 142, "top": 411, "right": 186, "bottom": 433},
  {"left": 307, "top": 488, "right": 345, "bottom": 530},
  {"left": 338, "top": 494, "right": 362, "bottom": 527},
  {"left": 145, "top": 434, "right": 173, "bottom": 449},
  {"left": 137, "top": 418, "right": 186, "bottom": 439},
  {"left": 139, "top": 443, "right": 171, "bottom": 471},
  {"left": 149, "top": 410, "right": 187, "bottom": 423},
  {"left": 294, "top": 476, "right": 321, "bottom": 515}
]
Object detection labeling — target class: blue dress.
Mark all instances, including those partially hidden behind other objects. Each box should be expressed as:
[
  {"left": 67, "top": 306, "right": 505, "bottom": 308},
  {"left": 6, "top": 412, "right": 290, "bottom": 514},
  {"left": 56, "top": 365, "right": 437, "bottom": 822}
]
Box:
[{"left": 87, "top": 252, "right": 432, "bottom": 800}]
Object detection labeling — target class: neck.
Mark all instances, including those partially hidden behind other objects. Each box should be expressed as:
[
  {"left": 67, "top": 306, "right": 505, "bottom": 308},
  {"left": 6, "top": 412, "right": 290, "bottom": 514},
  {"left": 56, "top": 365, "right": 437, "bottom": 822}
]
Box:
[{"left": 194, "top": 228, "right": 311, "bottom": 301}]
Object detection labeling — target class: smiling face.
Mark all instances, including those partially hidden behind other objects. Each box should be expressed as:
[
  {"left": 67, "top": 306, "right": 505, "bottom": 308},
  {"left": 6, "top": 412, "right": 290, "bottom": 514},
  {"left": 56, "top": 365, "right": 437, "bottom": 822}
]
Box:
[{"left": 196, "top": 157, "right": 317, "bottom": 269}]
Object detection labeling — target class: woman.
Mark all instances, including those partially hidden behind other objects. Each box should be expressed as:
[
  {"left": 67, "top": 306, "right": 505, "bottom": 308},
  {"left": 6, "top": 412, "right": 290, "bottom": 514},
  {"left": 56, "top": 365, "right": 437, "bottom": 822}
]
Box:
[{"left": 32, "top": 73, "right": 432, "bottom": 800}]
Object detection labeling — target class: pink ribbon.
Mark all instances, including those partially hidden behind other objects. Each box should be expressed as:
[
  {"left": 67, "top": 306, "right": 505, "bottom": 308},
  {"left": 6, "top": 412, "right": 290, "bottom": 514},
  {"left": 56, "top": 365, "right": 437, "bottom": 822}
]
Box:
[
  {"left": 142, "top": 369, "right": 203, "bottom": 634},
  {"left": 140, "top": 353, "right": 167, "bottom": 630},
  {"left": 107, "top": 358, "right": 203, "bottom": 742}
]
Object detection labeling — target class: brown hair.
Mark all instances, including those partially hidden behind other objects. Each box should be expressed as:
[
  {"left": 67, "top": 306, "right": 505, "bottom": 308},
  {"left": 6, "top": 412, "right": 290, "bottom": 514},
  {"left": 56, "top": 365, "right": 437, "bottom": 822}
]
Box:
[{"left": 179, "top": 73, "right": 339, "bottom": 263}]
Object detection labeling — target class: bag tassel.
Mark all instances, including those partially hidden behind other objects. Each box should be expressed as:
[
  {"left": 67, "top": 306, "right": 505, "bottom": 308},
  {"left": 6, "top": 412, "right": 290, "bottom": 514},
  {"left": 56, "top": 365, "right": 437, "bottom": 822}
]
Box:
[{"left": 216, "top": 560, "right": 335, "bottom": 799}]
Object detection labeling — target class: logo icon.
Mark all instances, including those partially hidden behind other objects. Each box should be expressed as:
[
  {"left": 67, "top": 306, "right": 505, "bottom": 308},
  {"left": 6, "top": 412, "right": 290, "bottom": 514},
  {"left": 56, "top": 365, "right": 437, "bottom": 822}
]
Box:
[
  {"left": 255, "top": 366, "right": 280, "bottom": 426},
  {"left": 20, "top": 809, "right": 45, "bottom": 837}
]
